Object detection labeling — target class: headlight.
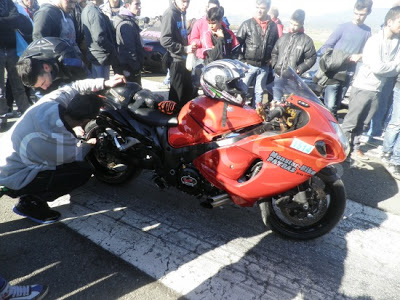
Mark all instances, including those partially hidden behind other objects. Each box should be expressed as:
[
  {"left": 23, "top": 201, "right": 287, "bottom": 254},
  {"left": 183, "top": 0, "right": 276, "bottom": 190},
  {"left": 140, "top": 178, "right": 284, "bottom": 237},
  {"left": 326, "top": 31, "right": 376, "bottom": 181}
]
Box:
[{"left": 330, "top": 121, "right": 350, "bottom": 156}]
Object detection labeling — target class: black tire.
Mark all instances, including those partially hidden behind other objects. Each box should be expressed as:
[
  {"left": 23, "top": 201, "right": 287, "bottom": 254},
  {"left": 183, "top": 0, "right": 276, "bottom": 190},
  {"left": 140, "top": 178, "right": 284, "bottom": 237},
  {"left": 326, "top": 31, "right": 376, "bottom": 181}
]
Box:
[
  {"left": 85, "top": 120, "right": 141, "bottom": 184},
  {"left": 259, "top": 175, "right": 346, "bottom": 240}
]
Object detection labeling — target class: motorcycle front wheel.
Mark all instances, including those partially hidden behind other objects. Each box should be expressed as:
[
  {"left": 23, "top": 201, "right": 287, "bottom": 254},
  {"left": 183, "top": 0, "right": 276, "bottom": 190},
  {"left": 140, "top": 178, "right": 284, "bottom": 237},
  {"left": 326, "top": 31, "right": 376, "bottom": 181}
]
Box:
[
  {"left": 85, "top": 120, "right": 142, "bottom": 184},
  {"left": 259, "top": 175, "right": 346, "bottom": 240}
]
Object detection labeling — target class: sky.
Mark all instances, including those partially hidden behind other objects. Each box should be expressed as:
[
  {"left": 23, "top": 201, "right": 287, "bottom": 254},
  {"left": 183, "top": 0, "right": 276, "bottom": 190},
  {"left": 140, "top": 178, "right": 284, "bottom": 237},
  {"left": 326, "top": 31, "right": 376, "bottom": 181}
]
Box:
[{"left": 141, "top": 0, "right": 396, "bottom": 19}]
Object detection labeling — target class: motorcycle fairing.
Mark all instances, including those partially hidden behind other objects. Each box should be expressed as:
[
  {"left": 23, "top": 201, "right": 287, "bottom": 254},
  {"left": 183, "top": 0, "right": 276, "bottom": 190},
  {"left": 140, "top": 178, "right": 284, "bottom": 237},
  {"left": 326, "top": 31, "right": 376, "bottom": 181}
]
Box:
[
  {"left": 193, "top": 95, "right": 347, "bottom": 206},
  {"left": 168, "top": 96, "right": 263, "bottom": 148}
]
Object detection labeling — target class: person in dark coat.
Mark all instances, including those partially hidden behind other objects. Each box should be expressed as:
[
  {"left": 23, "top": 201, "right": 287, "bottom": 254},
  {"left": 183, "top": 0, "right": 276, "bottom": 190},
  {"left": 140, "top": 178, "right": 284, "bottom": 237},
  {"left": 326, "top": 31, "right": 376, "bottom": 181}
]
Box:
[
  {"left": 81, "top": 0, "right": 119, "bottom": 79},
  {"left": 0, "top": 0, "right": 33, "bottom": 130},
  {"left": 236, "top": 0, "right": 278, "bottom": 107},
  {"left": 32, "top": 0, "right": 79, "bottom": 50},
  {"left": 114, "top": 0, "right": 144, "bottom": 85},
  {"left": 271, "top": 9, "right": 316, "bottom": 79},
  {"left": 160, "top": 0, "right": 197, "bottom": 111}
]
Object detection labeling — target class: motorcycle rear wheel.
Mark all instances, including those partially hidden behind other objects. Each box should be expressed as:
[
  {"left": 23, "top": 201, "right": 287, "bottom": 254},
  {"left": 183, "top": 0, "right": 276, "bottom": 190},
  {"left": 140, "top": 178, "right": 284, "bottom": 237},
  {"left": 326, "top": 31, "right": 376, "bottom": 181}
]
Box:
[
  {"left": 85, "top": 120, "right": 141, "bottom": 184},
  {"left": 259, "top": 176, "right": 346, "bottom": 240}
]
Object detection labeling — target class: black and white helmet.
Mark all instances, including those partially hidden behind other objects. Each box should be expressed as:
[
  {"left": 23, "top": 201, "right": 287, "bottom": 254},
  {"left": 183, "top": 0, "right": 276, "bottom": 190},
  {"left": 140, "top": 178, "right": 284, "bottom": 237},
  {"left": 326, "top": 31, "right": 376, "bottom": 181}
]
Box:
[{"left": 200, "top": 59, "right": 249, "bottom": 106}]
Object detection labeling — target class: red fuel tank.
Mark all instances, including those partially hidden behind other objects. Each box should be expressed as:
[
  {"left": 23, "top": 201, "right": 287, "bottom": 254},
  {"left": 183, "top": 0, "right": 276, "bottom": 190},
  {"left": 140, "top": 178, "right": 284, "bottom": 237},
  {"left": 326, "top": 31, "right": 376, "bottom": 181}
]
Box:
[{"left": 168, "top": 96, "right": 263, "bottom": 148}]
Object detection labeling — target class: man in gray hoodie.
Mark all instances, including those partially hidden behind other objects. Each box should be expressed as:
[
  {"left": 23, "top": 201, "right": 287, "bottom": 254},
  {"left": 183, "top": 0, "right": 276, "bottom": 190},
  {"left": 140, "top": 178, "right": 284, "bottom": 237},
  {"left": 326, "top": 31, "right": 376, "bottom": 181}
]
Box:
[
  {"left": 341, "top": 6, "right": 400, "bottom": 161},
  {"left": 0, "top": 74, "right": 125, "bottom": 224}
]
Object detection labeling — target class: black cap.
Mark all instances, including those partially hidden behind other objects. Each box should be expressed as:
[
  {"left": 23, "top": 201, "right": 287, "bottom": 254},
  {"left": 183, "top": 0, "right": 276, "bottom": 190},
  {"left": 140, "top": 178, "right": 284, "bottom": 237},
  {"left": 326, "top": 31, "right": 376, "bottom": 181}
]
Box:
[{"left": 291, "top": 9, "right": 305, "bottom": 24}]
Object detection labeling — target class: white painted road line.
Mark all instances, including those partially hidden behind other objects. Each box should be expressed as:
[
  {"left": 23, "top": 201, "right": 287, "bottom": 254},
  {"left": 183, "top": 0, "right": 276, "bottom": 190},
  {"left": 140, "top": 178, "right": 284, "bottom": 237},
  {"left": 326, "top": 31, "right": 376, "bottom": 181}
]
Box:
[{"left": 50, "top": 175, "right": 400, "bottom": 300}]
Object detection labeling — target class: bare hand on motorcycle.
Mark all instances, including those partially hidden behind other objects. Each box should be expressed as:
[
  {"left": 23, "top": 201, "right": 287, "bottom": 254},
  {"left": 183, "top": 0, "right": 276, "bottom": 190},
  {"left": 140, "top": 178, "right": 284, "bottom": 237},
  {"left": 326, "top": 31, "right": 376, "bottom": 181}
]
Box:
[
  {"left": 104, "top": 74, "right": 127, "bottom": 88},
  {"left": 73, "top": 126, "right": 85, "bottom": 138},
  {"left": 85, "top": 138, "right": 97, "bottom": 145}
]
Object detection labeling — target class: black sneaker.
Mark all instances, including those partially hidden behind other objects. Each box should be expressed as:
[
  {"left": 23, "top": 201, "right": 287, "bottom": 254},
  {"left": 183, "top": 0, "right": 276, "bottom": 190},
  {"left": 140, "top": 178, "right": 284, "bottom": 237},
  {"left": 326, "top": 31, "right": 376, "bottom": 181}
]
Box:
[{"left": 13, "top": 198, "right": 61, "bottom": 224}]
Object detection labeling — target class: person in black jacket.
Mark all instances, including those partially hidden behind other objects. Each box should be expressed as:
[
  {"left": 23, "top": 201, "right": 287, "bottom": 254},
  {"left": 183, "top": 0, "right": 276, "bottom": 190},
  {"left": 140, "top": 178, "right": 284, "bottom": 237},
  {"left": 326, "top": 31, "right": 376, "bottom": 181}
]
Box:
[
  {"left": 160, "top": 0, "right": 197, "bottom": 111},
  {"left": 114, "top": 0, "right": 144, "bottom": 85},
  {"left": 82, "top": 0, "right": 119, "bottom": 80},
  {"left": 236, "top": 0, "right": 278, "bottom": 107},
  {"left": 0, "top": 0, "right": 33, "bottom": 130},
  {"left": 271, "top": 9, "right": 316, "bottom": 101},
  {"left": 32, "top": 0, "right": 79, "bottom": 52}
]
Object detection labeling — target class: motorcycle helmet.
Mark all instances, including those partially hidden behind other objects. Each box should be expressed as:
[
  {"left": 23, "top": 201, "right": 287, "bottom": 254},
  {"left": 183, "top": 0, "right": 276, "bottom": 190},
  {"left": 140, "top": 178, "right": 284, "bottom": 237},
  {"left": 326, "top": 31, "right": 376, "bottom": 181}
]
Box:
[{"left": 200, "top": 59, "right": 249, "bottom": 106}]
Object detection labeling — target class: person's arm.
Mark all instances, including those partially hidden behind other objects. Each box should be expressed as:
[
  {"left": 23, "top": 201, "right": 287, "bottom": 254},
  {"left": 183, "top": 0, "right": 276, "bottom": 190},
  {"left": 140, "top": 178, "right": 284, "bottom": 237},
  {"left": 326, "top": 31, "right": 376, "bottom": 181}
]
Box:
[
  {"left": 270, "top": 37, "right": 281, "bottom": 68},
  {"left": 32, "top": 8, "right": 59, "bottom": 40},
  {"left": 160, "top": 11, "right": 185, "bottom": 56},
  {"left": 204, "top": 31, "right": 225, "bottom": 64},
  {"left": 363, "top": 36, "right": 400, "bottom": 77},
  {"left": 88, "top": 9, "right": 118, "bottom": 62},
  {"left": 188, "top": 19, "right": 202, "bottom": 47},
  {"left": 119, "top": 23, "right": 141, "bottom": 71},
  {"left": 235, "top": 21, "right": 247, "bottom": 61},
  {"left": 296, "top": 36, "right": 317, "bottom": 75},
  {"left": 0, "top": 0, "right": 23, "bottom": 29},
  {"left": 52, "top": 75, "right": 126, "bottom": 107},
  {"left": 319, "top": 25, "right": 343, "bottom": 54}
]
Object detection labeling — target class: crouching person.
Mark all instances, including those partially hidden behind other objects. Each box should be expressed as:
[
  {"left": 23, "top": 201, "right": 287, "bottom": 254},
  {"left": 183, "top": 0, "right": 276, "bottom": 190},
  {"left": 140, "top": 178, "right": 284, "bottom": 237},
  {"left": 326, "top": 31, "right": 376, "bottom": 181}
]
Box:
[{"left": 0, "top": 74, "right": 126, "bottom": 224}]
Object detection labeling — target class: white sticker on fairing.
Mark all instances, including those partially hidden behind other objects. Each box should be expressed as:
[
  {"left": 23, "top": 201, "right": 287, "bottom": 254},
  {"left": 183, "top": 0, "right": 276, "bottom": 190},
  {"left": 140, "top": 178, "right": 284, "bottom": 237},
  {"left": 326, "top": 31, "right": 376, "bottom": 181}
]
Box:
[{"left": 290, "top": 138, "right": 314, "bottom": 154}]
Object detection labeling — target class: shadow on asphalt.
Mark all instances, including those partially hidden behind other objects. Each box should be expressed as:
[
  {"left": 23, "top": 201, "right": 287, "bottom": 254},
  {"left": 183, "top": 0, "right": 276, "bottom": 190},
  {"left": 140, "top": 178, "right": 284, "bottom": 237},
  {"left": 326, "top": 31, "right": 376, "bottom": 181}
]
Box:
[{"left": 0, "top": 202, "right": 180, "bottom": 300}]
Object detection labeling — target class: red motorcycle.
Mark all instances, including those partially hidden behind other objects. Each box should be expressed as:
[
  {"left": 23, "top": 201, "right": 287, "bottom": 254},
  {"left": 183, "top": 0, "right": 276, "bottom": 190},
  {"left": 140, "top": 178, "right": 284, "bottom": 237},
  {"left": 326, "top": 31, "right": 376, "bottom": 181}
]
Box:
[{"left": 86, "top": 60, "right": 350, "bottom": 240}]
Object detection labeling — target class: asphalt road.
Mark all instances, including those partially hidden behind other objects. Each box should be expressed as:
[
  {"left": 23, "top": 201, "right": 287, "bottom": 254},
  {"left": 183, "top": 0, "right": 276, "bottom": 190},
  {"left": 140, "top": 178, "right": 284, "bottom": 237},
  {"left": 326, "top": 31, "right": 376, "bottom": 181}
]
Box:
[{"left": 1, "top": 76, "right": 400, "bottom": 299}]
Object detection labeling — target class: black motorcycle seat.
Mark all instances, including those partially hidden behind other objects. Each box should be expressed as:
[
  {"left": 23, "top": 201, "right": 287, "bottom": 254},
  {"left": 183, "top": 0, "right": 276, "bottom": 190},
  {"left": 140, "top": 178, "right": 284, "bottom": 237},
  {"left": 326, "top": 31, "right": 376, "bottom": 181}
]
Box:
[{"left": 129, "top": 107, "right": 178, "bottom": 127}]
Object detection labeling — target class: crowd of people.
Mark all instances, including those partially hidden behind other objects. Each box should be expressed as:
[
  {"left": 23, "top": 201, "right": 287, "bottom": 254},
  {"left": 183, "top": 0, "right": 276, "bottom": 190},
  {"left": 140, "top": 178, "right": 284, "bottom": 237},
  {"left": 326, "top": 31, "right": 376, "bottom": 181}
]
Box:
[{"left": 1, "top": 0, "right": 400, "bottom": 298}]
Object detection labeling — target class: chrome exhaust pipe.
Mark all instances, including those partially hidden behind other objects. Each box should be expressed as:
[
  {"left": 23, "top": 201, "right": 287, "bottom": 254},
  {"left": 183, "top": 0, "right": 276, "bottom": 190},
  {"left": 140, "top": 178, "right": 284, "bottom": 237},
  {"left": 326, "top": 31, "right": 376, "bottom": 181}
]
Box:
[{"left": 201, "top": 193, "right": 232, "bottom": 209}]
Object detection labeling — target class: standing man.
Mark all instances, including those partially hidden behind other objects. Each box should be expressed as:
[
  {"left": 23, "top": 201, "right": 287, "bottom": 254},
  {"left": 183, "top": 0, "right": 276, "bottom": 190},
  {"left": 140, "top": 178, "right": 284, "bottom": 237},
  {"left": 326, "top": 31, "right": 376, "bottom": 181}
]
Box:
[
  {"left": 341, "top": 6, "right": 400, "bottom": 161},
  {"left": 0, "top": 0, "right": 33, "bottom": 130},
  {"left": 114, "top": 0, "right": 144, "bottom": 85},
  {"left": 82, "top": 0, "right": 119, "bottom": 79},
  {"left": 236, "top": 0, "right": 279, "bottom": 108},
  {"left": 160, "top": 0, "right": 197, "bottom": 112},
  {"left": 319, "top": 0, "right": 373, "bottom": 119},
  {"left": 271, "top": 9, "right": 316, "bottom": 101},
  {"left": 271, "top": 9, "right": 316, "bottom": 78},
  {"left": 32, "top": 0, "right": 79, "bottom": 52}
]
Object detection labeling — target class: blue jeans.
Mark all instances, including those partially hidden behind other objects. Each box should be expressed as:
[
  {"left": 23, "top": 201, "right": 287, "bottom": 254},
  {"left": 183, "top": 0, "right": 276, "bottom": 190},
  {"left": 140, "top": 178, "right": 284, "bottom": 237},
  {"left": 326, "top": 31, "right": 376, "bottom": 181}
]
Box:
[
  {"left": 383, "top": 86, "right": 400, "bottom": 165},
  {"left": 0, "top": 48, "right": 30, "bottom": 115},
  {"left": 324, "top": 81, "right": 348, "bottom": 117},
  {"left": 367, "top": 77, "right": 395, "bottom": 137},
  {"left": 90, "top": 64, "right": 110, "bottom": 80},
  {"left": 243, "top": 65, "right": 270, "bottom": 107}
]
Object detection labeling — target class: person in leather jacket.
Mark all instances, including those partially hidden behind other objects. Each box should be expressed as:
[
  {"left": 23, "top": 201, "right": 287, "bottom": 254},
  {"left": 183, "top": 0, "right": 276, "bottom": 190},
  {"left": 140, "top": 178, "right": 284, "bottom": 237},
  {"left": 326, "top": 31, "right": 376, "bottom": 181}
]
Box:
[
  {"left": 271, "top": 9, "right": 316, "bottom": 78},
  {"left": 236, "top": 0, "right": 278, "bottom": 107}
]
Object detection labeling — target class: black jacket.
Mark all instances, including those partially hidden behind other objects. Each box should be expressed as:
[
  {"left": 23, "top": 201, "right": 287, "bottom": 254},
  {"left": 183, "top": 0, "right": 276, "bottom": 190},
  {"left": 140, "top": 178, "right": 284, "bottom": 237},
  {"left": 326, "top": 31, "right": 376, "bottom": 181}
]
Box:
[
  {"left": 33, "top": 4, "right": 73, "bottom": 41},
  {"left": 0, "top": 0, "right": 32, "bottom": 49},
  {"left": 114, "top": 13, "right": 144, "bottom": 72},
  {"left": 160, "top": 2, "right": 188, "bottom": 62},
  {"left": 81, "top": 2, "right": 118, "bottom": 66},
  {"left": 313, "top": 48, "right": 351, "bottom": 86},
  {"left": 236, "top": 18, "right": 278, "bottom": 67},
  {"left": 271, "top": 32, "right": 316, "bottom": 77}
]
